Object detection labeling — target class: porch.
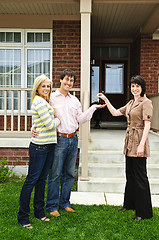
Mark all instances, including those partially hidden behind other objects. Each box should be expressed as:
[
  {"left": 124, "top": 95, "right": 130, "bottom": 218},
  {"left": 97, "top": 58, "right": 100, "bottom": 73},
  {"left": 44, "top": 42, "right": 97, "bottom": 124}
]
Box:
[{"left": 0, "top": 88, "right": 159, "bottom": 191}]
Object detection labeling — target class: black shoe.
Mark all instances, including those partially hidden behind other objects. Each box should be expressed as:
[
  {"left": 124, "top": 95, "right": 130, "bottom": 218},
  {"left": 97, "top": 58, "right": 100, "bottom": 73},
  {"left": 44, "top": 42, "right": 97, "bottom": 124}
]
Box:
[
  {"left": 132, "top": 216, "right": 143, "bottom": 221},
  {"left": 118, "top": 208, "right": 127, "bottom": 213}
]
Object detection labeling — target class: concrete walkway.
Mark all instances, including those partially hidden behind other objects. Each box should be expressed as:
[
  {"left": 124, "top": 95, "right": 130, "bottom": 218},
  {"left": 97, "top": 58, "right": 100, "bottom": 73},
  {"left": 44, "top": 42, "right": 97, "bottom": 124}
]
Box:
[{"left": 70, "top": 192, "right": 159, "bottom": 207}]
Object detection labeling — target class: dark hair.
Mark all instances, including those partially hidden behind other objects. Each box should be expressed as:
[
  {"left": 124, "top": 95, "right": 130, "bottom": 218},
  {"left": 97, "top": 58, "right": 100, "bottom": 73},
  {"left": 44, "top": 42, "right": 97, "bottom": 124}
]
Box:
[
  {"left": 129, "top": 75, "right": 146, "bottom": 97},
  {"left": 60, "top": 69, "right": 76, "bottom": 83}
]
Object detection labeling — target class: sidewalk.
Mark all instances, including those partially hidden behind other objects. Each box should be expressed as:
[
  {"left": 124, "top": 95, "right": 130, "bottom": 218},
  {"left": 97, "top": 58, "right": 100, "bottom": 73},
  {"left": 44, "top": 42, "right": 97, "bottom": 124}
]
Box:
[{"left": 70, "top": 192, "right": 159, "bottom": 207}]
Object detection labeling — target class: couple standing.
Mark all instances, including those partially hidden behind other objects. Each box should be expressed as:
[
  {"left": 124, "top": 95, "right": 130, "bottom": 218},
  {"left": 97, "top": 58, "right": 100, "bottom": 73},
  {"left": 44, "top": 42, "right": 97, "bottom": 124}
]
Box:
[{"left": 18, "top": 69, "right": 104, "bottom": 228}]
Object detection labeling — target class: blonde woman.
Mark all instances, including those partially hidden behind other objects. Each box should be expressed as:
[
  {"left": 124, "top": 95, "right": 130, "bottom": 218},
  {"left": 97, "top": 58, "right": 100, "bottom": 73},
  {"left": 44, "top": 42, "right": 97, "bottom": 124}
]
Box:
[{"left": 18, "top": 74, "right": 60, "bottom": 229}]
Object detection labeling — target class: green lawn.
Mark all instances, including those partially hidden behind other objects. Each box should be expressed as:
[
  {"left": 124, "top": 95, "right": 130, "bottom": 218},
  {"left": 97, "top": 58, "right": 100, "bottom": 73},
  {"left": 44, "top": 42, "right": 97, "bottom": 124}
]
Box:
[{"left": 1, "top": 178, "right": 159, "bottom": 240}]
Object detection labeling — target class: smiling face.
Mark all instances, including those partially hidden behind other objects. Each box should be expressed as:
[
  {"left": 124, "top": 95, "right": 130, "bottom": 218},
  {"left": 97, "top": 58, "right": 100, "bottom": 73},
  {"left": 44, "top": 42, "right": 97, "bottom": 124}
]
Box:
[
  {"left": 131, "top": 83, "right": 142, "bottom": 99},
  {"left": 59, "top": 75, "right": 74, "bottom": 95},
  {"left": 37, "top": 79, "right": 51, "bottom": 100}
]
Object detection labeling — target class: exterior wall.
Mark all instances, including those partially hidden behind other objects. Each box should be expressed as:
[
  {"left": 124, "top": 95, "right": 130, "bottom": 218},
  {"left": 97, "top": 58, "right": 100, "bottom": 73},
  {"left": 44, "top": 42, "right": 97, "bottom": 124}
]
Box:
[
  {"left": 0, "top": 148, "right": 29, "bottom": 165},
  {"left": 52, "top": 20, "right": 81, "bottom": 89},
  {"left": 0, "top": 20, "right": 81, "bottom": 172},
  {"left": 0, "top": 147, "right": 79, "bottom": 177},
  {"left": 140, "top": 34, "right": 159, "bottom": 95}
]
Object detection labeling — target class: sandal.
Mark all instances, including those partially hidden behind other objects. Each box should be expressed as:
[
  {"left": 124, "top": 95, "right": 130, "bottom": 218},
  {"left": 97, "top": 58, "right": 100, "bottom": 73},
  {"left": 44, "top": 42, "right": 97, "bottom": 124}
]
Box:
[
  {"left": 22, "top": 223, "right": 33, "bottom": 229},
  {"left": 40, "top": 216, "right": 50, "bottom": 222}
]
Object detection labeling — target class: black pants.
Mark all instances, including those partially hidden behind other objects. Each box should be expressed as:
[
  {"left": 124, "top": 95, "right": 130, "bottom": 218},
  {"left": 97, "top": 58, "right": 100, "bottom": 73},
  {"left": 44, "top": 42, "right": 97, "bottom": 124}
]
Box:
[{"left": 123, "top": 156, "right": 153, "bottom": 219}]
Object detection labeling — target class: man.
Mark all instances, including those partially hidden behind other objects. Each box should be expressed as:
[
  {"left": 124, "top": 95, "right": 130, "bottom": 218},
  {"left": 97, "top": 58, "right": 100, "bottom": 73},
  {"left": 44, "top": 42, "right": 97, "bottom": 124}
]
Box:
[{"left": 32, "top": 69, "right": 105, "bottom": 217}]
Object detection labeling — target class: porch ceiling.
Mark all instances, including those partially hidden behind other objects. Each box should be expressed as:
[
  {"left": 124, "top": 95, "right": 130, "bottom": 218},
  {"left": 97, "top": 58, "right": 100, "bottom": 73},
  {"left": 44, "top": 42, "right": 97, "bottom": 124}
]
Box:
[
  {"left": 92, "top": 2, "right": 159, "bottom": 39},
  {"left": 0, "top": 0, "right": 159, "bottom": 39},
  {"left": 0, "top": 1, "right": 80, "bottom": 15}
]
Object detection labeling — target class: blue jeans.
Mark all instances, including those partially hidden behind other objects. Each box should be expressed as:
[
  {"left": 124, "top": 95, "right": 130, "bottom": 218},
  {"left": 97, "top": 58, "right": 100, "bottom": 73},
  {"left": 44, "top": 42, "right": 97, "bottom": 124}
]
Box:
[
  {"left": 18, "top": 142, "right": 55, "bottom": 226},
  {"left": 46, "top": 135, "right": 78, "bottom": 212}
]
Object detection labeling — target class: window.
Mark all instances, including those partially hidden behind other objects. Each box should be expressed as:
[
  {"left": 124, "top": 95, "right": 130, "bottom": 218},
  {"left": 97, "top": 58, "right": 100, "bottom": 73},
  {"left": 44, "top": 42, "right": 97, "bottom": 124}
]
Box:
[
  {"left": 0, "top": 29, "right": 52, "bottom": 111},
  {"left": 0, "top": 32, "right": 21, "bottom": 43},
  {"left": 91, "top": 66, "right": 99, "bottom": 102},
  {"left": 105, "top": 64, "right": 124, "bottom": 94}
]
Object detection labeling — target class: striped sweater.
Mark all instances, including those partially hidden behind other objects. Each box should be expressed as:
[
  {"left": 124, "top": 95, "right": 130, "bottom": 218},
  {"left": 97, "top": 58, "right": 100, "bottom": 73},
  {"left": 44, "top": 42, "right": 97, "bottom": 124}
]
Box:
[{"left": 31, "top": 96, "right": 60, "bottom": 145}]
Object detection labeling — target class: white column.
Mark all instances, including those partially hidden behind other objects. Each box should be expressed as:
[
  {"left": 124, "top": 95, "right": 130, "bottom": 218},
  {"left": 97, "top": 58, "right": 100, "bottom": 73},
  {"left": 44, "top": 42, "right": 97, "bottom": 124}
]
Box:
[{"left": 80, "top": 0, "right": 92, "bottom": 181}]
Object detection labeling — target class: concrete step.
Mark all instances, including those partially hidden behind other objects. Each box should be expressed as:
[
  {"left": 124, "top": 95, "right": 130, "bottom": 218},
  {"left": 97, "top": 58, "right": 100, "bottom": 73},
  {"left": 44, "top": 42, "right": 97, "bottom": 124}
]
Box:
[
  {"left": 148, "top": 151, "right": 159, "bottom": 164},
  {"left": 88, "top": 140, "right": 159, "bottom": 151},
  {"left": 86, "top": 150, "right": 159, "bottom": 164},
  {"left": 78, "top": 130, "right": 159, "bottom": 194},
  {"left": 88, "top": 140, "right": 124, "bottom": 151},
  {"left": 78, "top": 177, "right": 125, "bottom": 193},
  {"left": 87, "top": 150, "right": 125, "bottom": 163},
  {"left": 78, "top": 177, "right": 159, "bottom": 194},
  {"left": 88, "top": 130, "right": 159, "bottom": 151},
  {"left": 79, "top": 163, "right": 159, "bottom": 178}
]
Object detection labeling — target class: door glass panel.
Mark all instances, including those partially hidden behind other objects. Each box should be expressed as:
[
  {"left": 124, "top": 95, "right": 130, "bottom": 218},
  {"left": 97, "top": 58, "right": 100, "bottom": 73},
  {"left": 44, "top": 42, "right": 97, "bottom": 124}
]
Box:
[
  {"left": 91, "top": 66, "right": 99, "bottom": 102},
  {"left": 105, "top": 64, "right": 124, "bottom": 94},
  {"left": 119, "top": 47, "right": 128, "bottom": 58},
  {"left": 101, "top": 47, "right": 109, "bottom": 58},
  {"left": 110, "top": 47, "right": 119, "bottom": 58}
]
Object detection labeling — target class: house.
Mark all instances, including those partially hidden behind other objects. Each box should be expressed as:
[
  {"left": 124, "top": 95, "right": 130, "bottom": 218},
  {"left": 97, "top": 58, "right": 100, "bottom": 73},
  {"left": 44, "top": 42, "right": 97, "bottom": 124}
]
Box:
[{"left": 0, "top": 0, "right": 159, "bottom": 183}]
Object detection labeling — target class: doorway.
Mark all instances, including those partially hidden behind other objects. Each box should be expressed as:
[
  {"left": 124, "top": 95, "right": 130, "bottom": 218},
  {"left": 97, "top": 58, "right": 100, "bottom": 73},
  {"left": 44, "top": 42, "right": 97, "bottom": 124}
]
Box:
[
  {"left": 91, "top": 45, "right": 129, "bottom": 126},
  {"left": 100, "top": 60, "right": 128, "bottom": 122}
]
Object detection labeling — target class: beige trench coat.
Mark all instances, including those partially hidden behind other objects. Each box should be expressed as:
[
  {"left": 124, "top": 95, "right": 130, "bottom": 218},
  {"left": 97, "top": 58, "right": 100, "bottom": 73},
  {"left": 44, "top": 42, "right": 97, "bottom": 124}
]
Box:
[{"left": 119, "top": 96, "right": 153, "bottom": 157}]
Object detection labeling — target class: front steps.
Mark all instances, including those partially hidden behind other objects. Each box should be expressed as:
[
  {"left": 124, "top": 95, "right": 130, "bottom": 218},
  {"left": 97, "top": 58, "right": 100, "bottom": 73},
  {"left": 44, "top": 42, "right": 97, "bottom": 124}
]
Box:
[{"left": 78, "top": 130, "right": 159, "bottom": 194}]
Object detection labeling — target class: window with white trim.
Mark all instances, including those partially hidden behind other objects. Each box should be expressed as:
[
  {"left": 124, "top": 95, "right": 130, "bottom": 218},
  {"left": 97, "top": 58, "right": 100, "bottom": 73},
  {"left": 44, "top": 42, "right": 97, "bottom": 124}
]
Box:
[{"left": 0, "top": 29, "right": 52, "bottom": 111}]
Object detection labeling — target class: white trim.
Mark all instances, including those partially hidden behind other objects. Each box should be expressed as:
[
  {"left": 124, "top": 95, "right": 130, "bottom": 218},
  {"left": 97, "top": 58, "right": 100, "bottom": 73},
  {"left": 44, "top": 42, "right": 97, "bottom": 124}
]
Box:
[{"left": 0, "top": 28, "right": 53, "bottom": 112}]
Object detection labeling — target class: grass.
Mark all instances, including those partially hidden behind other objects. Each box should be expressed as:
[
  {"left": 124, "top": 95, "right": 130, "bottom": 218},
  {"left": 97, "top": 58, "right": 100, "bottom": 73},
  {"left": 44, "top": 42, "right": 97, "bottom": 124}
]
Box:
[{"left": 1, "top": 177, "right": 159, "bottom": 240}]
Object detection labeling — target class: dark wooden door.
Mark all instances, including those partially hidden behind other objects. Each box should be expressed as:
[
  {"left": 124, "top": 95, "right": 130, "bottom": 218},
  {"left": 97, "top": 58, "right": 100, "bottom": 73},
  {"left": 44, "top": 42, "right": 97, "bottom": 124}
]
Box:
[{"left": 100, "top": 60, "right": 128, "bottom": 122}]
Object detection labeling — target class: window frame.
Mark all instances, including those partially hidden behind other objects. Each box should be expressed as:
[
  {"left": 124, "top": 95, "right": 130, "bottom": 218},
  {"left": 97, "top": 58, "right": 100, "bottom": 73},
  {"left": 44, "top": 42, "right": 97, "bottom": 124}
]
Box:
[{"left": 0, "top": 28, "right": 52, "bottom": 113}]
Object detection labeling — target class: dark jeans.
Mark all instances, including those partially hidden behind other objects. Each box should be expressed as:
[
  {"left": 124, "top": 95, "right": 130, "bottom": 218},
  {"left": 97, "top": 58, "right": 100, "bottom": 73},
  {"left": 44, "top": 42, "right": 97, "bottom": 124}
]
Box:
[
  {"left": 123, "top": 156, "right": 153, "bottom": 219},
  {"left": 18, "top": 142, "right": 55, "bottom": 226}
]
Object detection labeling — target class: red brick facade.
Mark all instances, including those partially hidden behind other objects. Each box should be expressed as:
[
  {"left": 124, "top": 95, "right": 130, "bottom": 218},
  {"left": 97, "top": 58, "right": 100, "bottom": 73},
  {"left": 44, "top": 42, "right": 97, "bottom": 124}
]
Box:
[
  {"left": 140, "top": 35, "right": 159, "bottom": 94},
  {"left": 52, "top": 20, "right": 81, "bottom": 89},
  {"left": 0, "top": 148, "right": 29, "bottom": 165}
]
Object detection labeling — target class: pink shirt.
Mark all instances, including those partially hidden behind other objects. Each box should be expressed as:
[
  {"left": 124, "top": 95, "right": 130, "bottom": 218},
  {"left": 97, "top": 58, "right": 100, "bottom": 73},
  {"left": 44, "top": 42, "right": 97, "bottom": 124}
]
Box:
[{"left": 50, "top": 89, "right": 96, "bottom": 134}]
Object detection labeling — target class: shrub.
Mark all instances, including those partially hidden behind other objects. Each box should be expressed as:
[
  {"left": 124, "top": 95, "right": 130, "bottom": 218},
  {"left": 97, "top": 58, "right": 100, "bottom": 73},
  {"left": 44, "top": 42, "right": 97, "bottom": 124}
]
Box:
[{"left": 0, "top": 158, "right": 13, "bottom": 183}]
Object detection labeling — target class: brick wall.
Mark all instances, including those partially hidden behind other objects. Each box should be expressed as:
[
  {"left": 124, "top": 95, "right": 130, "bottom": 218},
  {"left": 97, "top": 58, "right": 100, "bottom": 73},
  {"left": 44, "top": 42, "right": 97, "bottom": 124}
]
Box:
[
  {"left": 0, "top": 147, "right": 79, "bottom": 177},
  {"left": 0, "top": 148, "right": 29, "bottom": 166},
  {"left": 52, "top": 20, "right": 81, "bottom": 89},
  {"left": 140, "top": 34, "right": 159, "bottom": 94}
]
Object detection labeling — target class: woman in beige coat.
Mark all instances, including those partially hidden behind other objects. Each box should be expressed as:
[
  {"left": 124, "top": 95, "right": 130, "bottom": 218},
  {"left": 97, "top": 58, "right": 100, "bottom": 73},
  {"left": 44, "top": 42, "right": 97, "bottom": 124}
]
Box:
[{"left": 97, "top": 75, "right": 153, "bottom": 221}]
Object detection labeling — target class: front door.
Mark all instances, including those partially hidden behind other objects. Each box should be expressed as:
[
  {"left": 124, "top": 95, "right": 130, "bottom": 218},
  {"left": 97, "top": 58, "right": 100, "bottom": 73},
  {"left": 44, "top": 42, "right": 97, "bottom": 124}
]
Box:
[{"left": 100, "top": 60, "right": 128, "bottom": 122}]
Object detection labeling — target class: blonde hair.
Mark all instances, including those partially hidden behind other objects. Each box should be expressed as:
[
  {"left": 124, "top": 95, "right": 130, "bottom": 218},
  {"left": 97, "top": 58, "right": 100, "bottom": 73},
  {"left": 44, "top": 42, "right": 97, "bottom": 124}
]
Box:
[{"left": 31, "top": 74, "right": 52, "bottom": 103}]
